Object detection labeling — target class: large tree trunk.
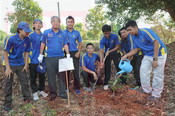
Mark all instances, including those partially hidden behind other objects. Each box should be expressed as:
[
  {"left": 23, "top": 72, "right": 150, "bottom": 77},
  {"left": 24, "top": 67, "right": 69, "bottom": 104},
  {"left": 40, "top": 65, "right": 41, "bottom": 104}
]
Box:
[
  {"left": 166, "top": 7, "right": 175, "bottom": 22},
  {"left": 164, "top": 1, "right": 175, "bottom": 22}
]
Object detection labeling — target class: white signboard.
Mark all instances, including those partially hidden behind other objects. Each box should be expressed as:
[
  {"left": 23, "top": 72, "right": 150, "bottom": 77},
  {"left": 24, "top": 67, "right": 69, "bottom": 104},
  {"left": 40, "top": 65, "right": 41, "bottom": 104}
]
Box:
[{"left": 59, "top": 58, "right": 74, "bottom": 72}]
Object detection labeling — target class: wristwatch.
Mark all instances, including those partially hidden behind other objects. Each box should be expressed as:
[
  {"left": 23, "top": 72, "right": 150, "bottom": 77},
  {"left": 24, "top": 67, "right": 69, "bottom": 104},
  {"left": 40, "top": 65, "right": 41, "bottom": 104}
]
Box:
[{"left": 153, "top": 57, "right": 158, "bottom": 61}]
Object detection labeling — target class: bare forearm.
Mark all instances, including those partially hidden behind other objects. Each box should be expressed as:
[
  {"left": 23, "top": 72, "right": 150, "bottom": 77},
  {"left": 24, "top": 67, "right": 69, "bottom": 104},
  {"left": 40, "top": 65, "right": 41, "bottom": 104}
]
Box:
[
  {"left": 40, "top": 42, "right": 45, "bottom": 54},
  {"left": 64, "top": 44, "right": 69, "bottom": 54},
  {"left": 100, "top": 49, "right": 104, "bottom": 61},
  {"left": 153, "top": 40, "right": 159, "bottom": 58},
  {"left": 109, "top": 45, "right": 120, "bottom": 53},
  {"left": 24, "top": 52, "right": 29, "bottom": 66},
  {"left": 78, "top": 42, "right": 82, "bottom": 53},
  {"left": 3, "top": 51, "right": 10, "bottom": 69},
  {"left": 126, "top": 48, "right": 140, "bottom": 57}
]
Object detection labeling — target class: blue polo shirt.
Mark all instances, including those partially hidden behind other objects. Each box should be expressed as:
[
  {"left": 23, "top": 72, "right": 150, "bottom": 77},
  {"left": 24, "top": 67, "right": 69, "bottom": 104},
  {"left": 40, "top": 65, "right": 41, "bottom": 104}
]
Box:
[
  {"left": 41, "top": 29, "right": 69, "bottom": 57},
  {"left": 133, "top": 28, "right": 166, "bottom": 57},
  {"left": 64, "top": 29, "right": 82, "bottom": 51},
  {"left": 29, "top": 31, "right": 42, "bottom": 64},
  {"left": 3, "top": 33, "right": 31, "bottom": 66},
  {"left": 80, "top": 53, "right": 100, "bottom": 71},
  {"left": 100, "top": 33, "right": 120, "bottom": 54},
  {"left": 121, "top": 34, "right": 143, "bottom": 56},
  {"left": 121, "top": 34, "right": 132, "bottom": 54}
]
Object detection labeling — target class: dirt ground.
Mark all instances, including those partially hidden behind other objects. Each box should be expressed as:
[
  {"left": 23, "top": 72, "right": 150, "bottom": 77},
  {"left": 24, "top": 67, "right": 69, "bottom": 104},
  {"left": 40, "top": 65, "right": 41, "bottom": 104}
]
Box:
[{"left": 0, "top": 42, "right": 175, "bottom": 116}]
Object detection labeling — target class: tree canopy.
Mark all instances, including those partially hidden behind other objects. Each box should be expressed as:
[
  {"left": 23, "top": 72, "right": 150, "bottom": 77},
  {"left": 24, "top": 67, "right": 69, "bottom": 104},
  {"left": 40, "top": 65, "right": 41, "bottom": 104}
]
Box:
[
  {"left": 0, "top": 30, "right": 7, "bottom": 46},
  {"left": 7, "top": 0, "right": 42, "bottom": 33},
  {"left": 97, "top": 0, "right": 175, "bottom": 23},
  {"left": 86, "top": 5, "right": 107, "bottom": 40}
]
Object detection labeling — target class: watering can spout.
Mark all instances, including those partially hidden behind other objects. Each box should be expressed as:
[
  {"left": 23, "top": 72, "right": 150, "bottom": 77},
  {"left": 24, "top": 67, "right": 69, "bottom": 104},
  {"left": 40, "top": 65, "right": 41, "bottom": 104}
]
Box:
[{"left": 117, "top": 70, "right": 125, "bottom": 74}]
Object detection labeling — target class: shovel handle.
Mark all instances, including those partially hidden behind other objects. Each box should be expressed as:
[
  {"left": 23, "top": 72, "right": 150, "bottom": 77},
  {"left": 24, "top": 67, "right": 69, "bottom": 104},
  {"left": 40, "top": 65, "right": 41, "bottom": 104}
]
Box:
[{"left": 101, "top": 48, "right": 109, "bottom": 68}]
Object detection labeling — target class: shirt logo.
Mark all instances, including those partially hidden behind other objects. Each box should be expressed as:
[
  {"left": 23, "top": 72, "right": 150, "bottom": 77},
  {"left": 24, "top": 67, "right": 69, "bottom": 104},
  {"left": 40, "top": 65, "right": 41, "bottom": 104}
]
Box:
[
  {"left": 58, "top": 35, "right": 62, "bottom": 38},
  {"left": 141, "top": 38, "right": 145, "bottom": 42},
  {"left": 72, "top": 35, "right": 76, "bottom": 38},
  {"left": 24, "top": 44, "right": 27, "bottom": 47},
  {"left": 111, "top": 40, "right": 114, "bottom": 43},
  {"left": 48, "top": 33, "right": 53, "bottom": 37}
]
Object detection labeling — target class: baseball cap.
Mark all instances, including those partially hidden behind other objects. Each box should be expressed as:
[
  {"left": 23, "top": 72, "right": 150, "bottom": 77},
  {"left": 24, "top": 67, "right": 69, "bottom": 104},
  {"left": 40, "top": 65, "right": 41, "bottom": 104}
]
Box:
[
  {"left": 18, "top": 22, "right": 32, "bottom": 33},
  {"left": 33, "top": 19, "right": 42, "bottom": 24},
  {"left": 37, "top": 59, "right": 46, "bottom": 74}
]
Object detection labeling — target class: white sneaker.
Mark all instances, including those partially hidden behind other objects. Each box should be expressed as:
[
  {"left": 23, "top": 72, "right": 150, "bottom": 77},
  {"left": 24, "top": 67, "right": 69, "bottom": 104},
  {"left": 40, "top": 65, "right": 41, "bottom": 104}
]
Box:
[
  {"left": 103, "top": 85, "right": 109, "bottom": 90},
  {"left": 39, "top": 91, "right": 48, "bottom": 98},
  {"left": 33, "top": 92, "right": 39, "bottom": 101}
]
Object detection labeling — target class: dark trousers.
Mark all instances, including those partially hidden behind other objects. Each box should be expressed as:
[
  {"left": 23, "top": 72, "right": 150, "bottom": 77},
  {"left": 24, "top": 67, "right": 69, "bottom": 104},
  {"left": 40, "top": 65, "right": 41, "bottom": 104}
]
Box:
[
  {"left": 68, "top": 51, "right": 80, "bottom": 90},
  {"left": 29, "top": 64, "right": 46, "bottom": 93},
  {"left": 104, "top": 52, "right": 121, "bottom": 85},
  {"left": 81, "top": 71, "right": 95, "bottom": 87},
  {"left": 45, "top": 57, "right": 67, "bottom": 98},
  {"left": 131, "top": 55, "right": 144, "bottom": 86},
  {"left": 4, "top": 65, "right": 31, "bottom": 108}
]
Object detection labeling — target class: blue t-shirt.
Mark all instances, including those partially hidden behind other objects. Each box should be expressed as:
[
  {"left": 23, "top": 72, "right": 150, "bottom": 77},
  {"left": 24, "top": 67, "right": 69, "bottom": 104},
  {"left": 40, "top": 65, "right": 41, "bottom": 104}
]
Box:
[
  {"left": 29, "top": 31, "right": 42, "bottom": 64},
  {"left": 41, "top": 29, "right": 69, "bottom": 57},
  {"left": 121, "top": 34, "right": 143, "bottom": 56},
  {"left": 80, "top": 53, "right": 100, "bottom": 71},
  {"left": 64, "top": 29, "right": 82, "bottom": 51},
  {"left": 121, "top": 34, "right": 132, "bottom": 54},
  {"left": 100, "top": 33, "right": 120, "bottom": 54},
  {"left": 3, "top": 33, "right": 31, "bottom": 66},
  {"left": 133, "top": 28, "right": 166, "bottom": 56}
]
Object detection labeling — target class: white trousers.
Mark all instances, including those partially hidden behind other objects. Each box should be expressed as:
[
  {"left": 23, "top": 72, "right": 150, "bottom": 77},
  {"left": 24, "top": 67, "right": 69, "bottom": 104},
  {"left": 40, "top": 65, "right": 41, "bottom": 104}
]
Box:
[{"left": 140, "top": 54, "right": 167, "bottom": 98}]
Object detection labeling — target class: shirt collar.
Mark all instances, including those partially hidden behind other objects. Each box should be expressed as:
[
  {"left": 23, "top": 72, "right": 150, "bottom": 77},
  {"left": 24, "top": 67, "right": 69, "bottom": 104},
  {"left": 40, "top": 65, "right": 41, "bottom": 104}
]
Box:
[
  {"left": 66, "top": 28, "right": 75, "bottom": 33},
  {"left": 104, "top": 33, "right": 112, "bottom": 39},
  {"left": 50, "top": 28, "right": 61, "bottom": 34},
  {"left": 122, "top": 35, "right": 130, "bottom": 42},
  {"left": 86, "top": 52, "right": 94, "bottom": 58},
  {"left": 136, "top": 28, "right": 141, "bottom": 38},
  {"left": 34, "top": 30, "right": 42, "bottom": 36}
]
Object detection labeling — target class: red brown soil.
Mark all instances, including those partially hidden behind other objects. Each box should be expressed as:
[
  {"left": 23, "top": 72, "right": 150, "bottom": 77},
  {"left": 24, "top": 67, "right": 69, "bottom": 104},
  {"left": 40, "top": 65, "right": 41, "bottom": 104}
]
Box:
[{"left": 46, "top": 84, "right": 165, "bottom": 116}]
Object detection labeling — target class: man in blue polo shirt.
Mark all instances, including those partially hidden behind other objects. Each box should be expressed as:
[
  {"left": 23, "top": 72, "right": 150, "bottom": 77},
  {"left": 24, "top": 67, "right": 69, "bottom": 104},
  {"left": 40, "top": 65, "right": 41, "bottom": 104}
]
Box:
[
  {"left": 3, "top": 22, "right": 32, "bottom": 111},
  {"left": 29, "top": 19, "right": 48, "bottom": 101},
  {"left": 80, "top": 43, "right": 100, "bottom": 92},
  {"left": 118, "top": 27, "right": 144, "bottom": 87},
  {"left": 38, "top": 16, "right": 70, "bottom": 101},
  {"left": 100, "top": 24, "right": 121, "bottom": 90},
  {"left": 64, "top": 16, "right": 82, "bottom": 94},
  {"left": 122, "top": 20, "right": 167, "bottom": 101}
]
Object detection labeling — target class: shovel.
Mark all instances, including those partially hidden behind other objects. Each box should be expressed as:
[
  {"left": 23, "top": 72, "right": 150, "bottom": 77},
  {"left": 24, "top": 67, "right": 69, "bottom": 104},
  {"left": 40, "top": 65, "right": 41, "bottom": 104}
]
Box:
[
  {"left": 91, "top": 75, "right": 100, "bottom": 95},
  {"left": 101, "top": 48, "right": 109, "bottom": 69}
]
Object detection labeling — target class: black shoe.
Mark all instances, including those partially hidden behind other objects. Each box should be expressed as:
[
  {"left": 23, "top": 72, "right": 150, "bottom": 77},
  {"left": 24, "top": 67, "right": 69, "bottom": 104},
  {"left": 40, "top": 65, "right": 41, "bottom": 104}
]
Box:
[{"left": 3, "top": 106, "right": 12, "bottom": 111}]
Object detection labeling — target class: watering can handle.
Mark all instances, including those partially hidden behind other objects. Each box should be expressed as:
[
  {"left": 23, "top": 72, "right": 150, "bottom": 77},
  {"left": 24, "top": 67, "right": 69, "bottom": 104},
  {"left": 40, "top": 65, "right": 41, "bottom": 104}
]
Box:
[
  {"left": 122, "top": 59, "right": 130, "bottom": 63},
  {"left": 119, "top": 59, "right": 130, "bottom": 65}
]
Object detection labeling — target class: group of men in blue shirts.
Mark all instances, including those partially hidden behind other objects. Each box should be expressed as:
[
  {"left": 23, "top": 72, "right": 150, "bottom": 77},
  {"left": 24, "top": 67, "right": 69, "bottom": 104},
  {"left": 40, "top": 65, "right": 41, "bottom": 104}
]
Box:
[{"left": 2, "top": 15, "right": 167, "bottom": 111}]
